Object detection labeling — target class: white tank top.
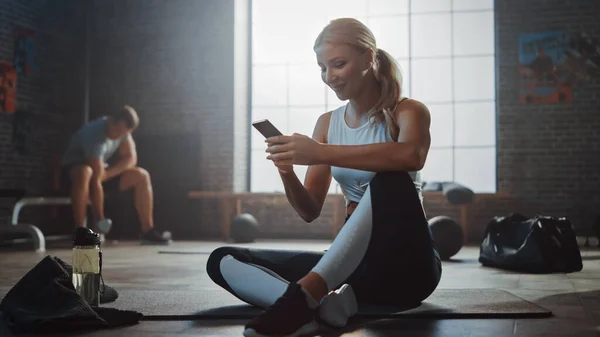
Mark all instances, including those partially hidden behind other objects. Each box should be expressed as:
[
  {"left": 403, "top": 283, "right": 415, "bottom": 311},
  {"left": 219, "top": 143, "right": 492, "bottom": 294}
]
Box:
[{"left": 327, "top": 103, "right": 423, "bottom": 206}]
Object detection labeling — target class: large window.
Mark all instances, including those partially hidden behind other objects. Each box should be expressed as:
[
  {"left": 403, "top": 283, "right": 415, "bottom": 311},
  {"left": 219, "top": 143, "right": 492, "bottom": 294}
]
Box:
[{"left": 250, "top": 0, "right": 496, "bottom": 193}]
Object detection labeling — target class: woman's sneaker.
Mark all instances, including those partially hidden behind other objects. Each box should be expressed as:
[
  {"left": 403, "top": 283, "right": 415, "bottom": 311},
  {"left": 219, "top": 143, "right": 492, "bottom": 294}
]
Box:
[
  {"left": 243, "top": 283, "right": 319, "bottom": 337},
  {"left": 140, "top": 228, "right": 172, "bottom": 245},
  {"left": 317, "top": 284, "right": 358, "bottom": 328}
]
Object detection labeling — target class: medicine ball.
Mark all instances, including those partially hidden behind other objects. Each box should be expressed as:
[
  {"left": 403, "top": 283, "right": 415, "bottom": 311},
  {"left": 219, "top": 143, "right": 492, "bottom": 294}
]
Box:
[
  {"left": 428, "top": 216, "right": 464, "bottom": 260},
  {"left": 230, "top": 213, "right": 260, "bottom": 243}
]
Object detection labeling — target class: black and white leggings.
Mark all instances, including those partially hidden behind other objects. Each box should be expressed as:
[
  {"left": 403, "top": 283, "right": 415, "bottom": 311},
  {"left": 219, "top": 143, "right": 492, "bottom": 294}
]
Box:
[{"left": 206, "top": 171, "right": 442, "bottom": 308}]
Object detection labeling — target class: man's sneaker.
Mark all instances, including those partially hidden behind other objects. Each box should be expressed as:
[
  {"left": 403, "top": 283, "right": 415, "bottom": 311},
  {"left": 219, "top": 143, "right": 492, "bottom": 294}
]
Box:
[
  {"left": 96, "top": 218, "right": 113, "bottom": 234},
  {"left": 140, "top": 228, "right": 172, "bottom": 245},
  {"left": 243, "top": 283, "right": 319, "bottom": 337},
  {"left": 317, "top": 283, "right": 358, "bottom": 328}
]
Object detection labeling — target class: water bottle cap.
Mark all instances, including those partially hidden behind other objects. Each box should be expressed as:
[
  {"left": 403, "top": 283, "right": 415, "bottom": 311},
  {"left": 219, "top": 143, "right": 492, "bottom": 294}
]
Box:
[{"left": 73, "top": 227, "right": 101, "bottom": 246}]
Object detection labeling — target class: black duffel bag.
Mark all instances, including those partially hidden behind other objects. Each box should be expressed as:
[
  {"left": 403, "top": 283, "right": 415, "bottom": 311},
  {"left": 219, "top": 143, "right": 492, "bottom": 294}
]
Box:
[{"left": 479, "top": 213, "right": 583, "bottom": 273}]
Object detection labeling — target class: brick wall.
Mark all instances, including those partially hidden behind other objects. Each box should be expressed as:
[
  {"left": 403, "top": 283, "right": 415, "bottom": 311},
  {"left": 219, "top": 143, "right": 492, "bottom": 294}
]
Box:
[
  {"left": 88, "top": 0, "right": 238, "bottom": 237},
  {"left": 495, "top": 0, "right": 600, "bottom": 232},
  {"left": 0, "top": 0, "right": 85, "bottom": 230}
]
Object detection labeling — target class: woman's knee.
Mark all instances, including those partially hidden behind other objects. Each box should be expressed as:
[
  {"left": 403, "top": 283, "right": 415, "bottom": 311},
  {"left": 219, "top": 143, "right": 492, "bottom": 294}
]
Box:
[
  {"left": 206, "top": 246, "right": 246, "bottom": 279},
  {"left": 370, "top": 171, "right": 414, "bottom": 189},
  {"left": 369, "top": 171, "right": 423, "bottom": 216}
]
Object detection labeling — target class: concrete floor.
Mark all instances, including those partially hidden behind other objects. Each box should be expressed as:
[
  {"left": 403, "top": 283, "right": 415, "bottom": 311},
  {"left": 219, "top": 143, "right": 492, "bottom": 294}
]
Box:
[{"left": 1, "top": 240, "right": 599, "bottom": 336}]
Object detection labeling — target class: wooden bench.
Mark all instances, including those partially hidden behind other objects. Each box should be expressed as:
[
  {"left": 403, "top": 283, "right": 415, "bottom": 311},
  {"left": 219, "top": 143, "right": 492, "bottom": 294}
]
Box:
[
  {"left": 187, "top": 190, "right": 479, "bottom": 242},
  {"left": 187, "top": 191, "right": 346, "bottom": 240}
]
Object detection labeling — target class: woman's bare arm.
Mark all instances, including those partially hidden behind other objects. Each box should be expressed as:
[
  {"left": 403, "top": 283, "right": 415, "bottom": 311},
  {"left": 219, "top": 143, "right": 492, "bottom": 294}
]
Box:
[{"left": 279, "top": 112, "right": 333, "bottom": 222}]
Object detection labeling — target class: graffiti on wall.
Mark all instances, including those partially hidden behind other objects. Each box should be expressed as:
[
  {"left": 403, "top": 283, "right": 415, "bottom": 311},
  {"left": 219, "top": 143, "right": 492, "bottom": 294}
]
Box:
[
  {"left": 0, "top": 61, "right": 17, "bottom": 113},
  {"left": 518, "top": 31, "right": 600, "bottom": 104}
]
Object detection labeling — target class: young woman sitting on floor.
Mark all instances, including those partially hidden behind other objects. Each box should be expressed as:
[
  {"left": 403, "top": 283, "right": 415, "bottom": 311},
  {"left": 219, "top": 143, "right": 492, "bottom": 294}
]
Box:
[{"left": 206, "top": 17, "right": 442, "bottom": 337}]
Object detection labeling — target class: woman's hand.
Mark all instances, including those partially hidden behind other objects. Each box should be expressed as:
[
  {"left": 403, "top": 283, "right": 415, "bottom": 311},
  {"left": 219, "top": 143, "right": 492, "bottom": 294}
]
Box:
[
  {"left": 274, "top": 161, "right": 294, "bottom": 174},
  {"left": 265, "top": 137, "right": 294, "bottom": 174},
  {"left": 265, "top": 133, "right": 324, "bottom": 167}
]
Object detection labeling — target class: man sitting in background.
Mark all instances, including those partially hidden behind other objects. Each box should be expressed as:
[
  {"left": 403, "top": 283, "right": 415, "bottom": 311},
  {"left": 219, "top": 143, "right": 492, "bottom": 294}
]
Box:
[{"left": 61, "top": 105, "right": 170, "bottom": 245}]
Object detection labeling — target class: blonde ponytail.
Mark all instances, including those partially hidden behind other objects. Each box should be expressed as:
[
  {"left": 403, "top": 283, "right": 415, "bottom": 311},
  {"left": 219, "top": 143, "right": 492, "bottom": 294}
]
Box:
[{"left": 370, "top": 48, "right": 403, "bottom": 132}]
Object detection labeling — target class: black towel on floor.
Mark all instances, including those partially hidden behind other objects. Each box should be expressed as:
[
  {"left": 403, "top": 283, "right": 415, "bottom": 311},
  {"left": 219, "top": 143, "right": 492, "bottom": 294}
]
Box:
[{"left": 0, "top": 256, "right": 142, "bottom": 333}]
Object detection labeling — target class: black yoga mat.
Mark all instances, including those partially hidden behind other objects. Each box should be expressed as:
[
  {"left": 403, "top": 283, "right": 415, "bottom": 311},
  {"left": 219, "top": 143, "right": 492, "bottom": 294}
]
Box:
[{"left": 103, "top": 288, "right": 552, "bottom": 320}]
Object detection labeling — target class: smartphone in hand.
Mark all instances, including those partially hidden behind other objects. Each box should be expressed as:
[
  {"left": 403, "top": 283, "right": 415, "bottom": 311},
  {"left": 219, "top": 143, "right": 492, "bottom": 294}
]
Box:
[{"left": 252, "top": 119, "right": 283, "bottom": 139}]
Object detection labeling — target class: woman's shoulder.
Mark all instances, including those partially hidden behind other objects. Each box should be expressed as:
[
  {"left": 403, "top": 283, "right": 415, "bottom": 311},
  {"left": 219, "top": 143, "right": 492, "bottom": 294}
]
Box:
[
  {"left": 312, "top": 110, "right": 334, "bottom": 143},
  {"left": 396, "top": 97, "right": 427, "bottom": 109},
  {"left": 388, "top": 98, "right": 431, "bottom": 141},
  {"left": 394, "top": 97, "right": 430, "bottom": 120},
  {"left": 316, "top": 103, "right": 346, "bottom": 127}
]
